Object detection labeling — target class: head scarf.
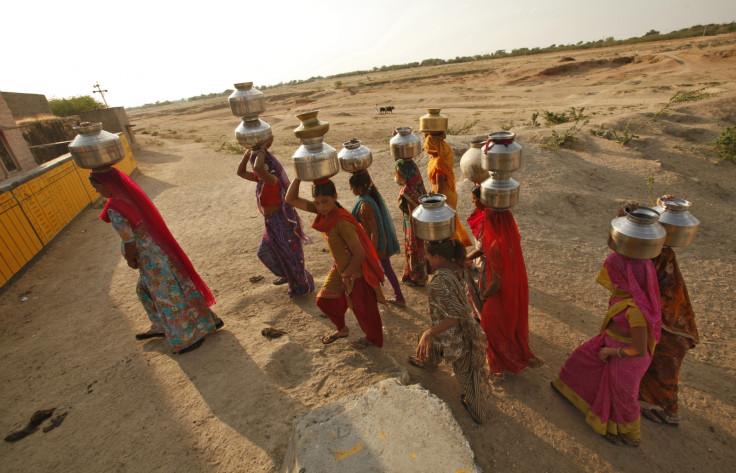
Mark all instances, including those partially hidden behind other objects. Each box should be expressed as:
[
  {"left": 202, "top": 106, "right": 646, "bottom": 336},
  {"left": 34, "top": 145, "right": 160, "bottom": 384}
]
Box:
[
  {"left": 92, "top": 168, "right": 215, "bottom": 306},
  {"left": 467, "top": 208, "right": 485, "bottom": 240},
  {"left": 482, "top": 209, "right": 528, "bottom": 339},
  {"left": 351, "top": 192, "right": 400, "bottom": 257},
  {"left": 425, "top": 135, "right": 455, "bottom": 191},
  {"left": 250, "top": 150, "right": 311, "bottom": 244},
  {"left": 311, "top": 207, "right": 384, "bottom": 289},
  {"left": 600, "top": 251, "right": 662, "bottom": 344},
  {"left": 394, "top": 159, "right": 426, "bottom": 210}
]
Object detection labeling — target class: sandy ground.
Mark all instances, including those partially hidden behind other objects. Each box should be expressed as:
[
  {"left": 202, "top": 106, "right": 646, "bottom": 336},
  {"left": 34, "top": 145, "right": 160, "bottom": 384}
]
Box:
[{"left": 2, "top": 34, "right": 736, "bottom": 472}]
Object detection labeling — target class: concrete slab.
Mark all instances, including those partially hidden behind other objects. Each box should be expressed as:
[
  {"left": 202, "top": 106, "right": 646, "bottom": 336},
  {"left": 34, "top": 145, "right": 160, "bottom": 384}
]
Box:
[{"left": 281, "top": 378, "right": 481, "bottom": 473}]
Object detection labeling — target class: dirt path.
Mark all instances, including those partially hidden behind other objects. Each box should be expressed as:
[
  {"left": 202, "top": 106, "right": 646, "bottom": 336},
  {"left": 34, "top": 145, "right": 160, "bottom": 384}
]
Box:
[{"left": 2, "top": 34, "right": 736, "bottom": 472}]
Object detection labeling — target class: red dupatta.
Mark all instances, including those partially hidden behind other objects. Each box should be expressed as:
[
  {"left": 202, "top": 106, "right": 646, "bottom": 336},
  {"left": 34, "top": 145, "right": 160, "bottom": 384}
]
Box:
[
  {"left": 93, "top": 168, "right": 215, "bottom": 306},
  {"left": 312, "top": 207, "right": 384, "bottom": 288},
  {"left": 467, "top": 208, "right": 485, "bottom": 240}
]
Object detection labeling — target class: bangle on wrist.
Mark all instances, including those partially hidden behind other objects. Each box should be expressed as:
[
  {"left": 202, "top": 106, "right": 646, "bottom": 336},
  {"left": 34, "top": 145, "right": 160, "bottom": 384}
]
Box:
[{"left": 617, "top": 347, "right": 623, "bottom": 359}]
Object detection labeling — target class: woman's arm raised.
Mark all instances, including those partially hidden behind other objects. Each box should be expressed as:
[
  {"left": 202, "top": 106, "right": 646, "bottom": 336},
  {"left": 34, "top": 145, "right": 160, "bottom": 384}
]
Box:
[{"left": 285, "top": 178, "right": 317, "bottom": 213}]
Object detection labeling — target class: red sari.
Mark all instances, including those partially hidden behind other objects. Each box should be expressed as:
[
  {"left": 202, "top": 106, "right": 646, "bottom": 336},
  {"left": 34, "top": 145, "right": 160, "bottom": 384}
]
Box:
[
  {"left": 312, "top": 208, "right": 385, "bottom": 347},
  {"left": 480, "top": 209, "right": 536, "bottom": 374}
]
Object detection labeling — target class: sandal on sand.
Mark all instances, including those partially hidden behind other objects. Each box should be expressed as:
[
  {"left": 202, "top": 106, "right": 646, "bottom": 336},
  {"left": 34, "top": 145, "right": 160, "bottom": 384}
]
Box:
[
  {"left": 388, "top": 298, "right": 407, "bottom": 307},
  {"left": 642, "top": 407, "right": 680, "bottom": 427},
  {"left": 408, "top": 355, "right": 425, "bottom": 369},
  {"left": 529, "top": 357, "right": 545, "bottom": 368},
  {"left": 215, "top": 319, "right": 224, "bottom": 330},
  {"left": 273, "top": 277, "right": 288, "bottom": 286},
  {"left": 321, "top": 333, "right": 348, "bottom": 345},
  {"left": 175, "top": 338, "right": 204, "bottom": 355},
  {"left": 135, "top": 330, "right": 165, "bottom": 340},
  {"left": 604, "top": 433, "right": 625, "bottom": 447},
  {"left": 350, "top": 338, "right": 372, "bottom": 349},
  {"left": 619, "top": 434, "right": 641, "bottom": 448},
  {"left": 404, "top": 280, "right": 425, "bottom": 288}
]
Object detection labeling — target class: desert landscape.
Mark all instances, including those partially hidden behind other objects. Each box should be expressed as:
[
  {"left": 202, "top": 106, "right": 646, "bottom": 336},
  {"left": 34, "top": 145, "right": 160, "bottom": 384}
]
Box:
[{"left": 2, "top": 33, "right": 736, "bottom": 472}]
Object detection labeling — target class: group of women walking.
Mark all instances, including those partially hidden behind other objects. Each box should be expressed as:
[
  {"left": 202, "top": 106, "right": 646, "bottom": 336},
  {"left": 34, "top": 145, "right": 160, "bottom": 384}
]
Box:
[
  {"left": 552, "top": 200, "right": 698, "bottom": 447},
  {"left": 90, "top": 127, "right": 698, "bottom": 442}
]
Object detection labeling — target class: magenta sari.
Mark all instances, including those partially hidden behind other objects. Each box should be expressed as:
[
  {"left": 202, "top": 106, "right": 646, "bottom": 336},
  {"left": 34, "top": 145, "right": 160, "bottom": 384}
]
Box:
[{"left": 553, "top": 252, "right": 661, "bottom": 441}]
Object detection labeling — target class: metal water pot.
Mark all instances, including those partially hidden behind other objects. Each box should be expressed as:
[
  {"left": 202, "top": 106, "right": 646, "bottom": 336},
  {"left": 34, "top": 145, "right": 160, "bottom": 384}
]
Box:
[
  {"left": 482, "top": 131, "right": 522, "bottom": 172},
  {"left": 460, "top": 137, "right": 490, "bottom": 184},
  {"left": 235, "top": 118, "right": 272, "bottom": 149},
  {"left": 653, "top": 197, "right": 700, "bottom": 247},
  {"left": 480, "top": 173, "right": 520, "bottom": 210},
  {"left": 228, "top": 82, "right": 265, "bottom": 119},
  {"left": 338, "top": 139, "right": 372, "bottom": 173},
  {"left": 291, "top": 110, "right": 338, "bottom": 181},
  {"left": 68, "top": 122, "right": 125, "bottom": 169},
  {"left": 411, "top": 194, "right": 456, "bottom": 241},
  {"left": 293, "top": 110, "right": 329, "bottom": 139},
  {"left": 419, "top": 108, "right": 448, "bottom": 133},
  {"left": 390, "top": 127, "right": 422, "bottom": 160},
  {"left": 608, "top": 207, "right": 666, "bottom": 259},
  {"left": 292, "top": 138, "right": 339, "bottom": 181}
]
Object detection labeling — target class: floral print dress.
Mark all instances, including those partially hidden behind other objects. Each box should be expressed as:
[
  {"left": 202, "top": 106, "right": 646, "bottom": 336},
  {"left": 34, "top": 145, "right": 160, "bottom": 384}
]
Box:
[{"left": 109, "top": 209, "right": 217, "bottom": 351}]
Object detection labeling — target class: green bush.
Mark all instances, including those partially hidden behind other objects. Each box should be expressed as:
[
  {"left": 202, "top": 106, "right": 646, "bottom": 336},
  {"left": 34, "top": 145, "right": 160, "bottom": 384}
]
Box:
[
  {"left": 49, "top": 95, "right": 105, "bottom": 116},
  {"left": 712, "top": 126, "right": 736, "bottom": 161}
]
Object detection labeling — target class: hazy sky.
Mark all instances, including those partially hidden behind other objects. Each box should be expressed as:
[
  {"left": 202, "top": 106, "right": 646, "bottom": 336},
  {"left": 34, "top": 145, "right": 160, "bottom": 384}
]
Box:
[{"left": 3, "top": 0, "right": 735, "bottom": 108}]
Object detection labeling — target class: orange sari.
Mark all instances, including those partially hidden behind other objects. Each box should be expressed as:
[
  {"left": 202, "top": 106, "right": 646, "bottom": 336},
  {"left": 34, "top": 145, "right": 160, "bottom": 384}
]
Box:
[{"left": 426, "top": 135, "right": 472, "bottom": 247}]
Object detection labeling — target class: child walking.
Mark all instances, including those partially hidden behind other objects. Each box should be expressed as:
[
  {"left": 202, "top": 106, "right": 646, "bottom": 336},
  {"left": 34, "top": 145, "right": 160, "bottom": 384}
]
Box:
[
  {"left": 285, "top": 177, "right": 385, "bottom": 349},
  {"left": 410, "top": 239, "right": 488, "bottom": 423}
]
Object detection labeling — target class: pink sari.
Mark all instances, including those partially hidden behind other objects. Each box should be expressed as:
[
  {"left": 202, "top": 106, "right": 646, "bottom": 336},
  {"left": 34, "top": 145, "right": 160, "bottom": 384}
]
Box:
[{"left": 553, "top": 252, "right": 660, "bottom": 441}]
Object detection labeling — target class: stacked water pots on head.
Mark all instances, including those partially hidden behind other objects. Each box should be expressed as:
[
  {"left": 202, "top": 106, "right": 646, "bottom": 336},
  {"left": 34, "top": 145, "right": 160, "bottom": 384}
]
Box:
[
  {"left": 480, "top": 131, "right": 521, "bottom": 210},
  {"left": 68, "top": 122, "right": 126, "bottom": 170},
  {"left": 410, "top": 109, "right": 456, "bottom": 241},
  {"left": 228, "top": 82, "right": 272, "bottom": 150},
  {"left": 291, "top": 110, "right": 339, "bottom": 181}
]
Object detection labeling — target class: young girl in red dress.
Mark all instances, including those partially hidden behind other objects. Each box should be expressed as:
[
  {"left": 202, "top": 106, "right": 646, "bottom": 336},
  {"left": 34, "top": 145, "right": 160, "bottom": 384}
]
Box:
[{"left": 285, "top": 177, "right": 385, "bottom": 349}]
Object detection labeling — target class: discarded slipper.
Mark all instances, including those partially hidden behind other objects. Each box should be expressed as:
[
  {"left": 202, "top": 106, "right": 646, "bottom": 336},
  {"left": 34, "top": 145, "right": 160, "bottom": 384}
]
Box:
[
  {"left": 42, "top": 412, "right": 68, "bottom": 433},
  {"left": 135, "top": 330, "right": 165, "bottom": 340},
  {"left": 350, "top": 338, "right": 372, "bottom": 349},
  {"left": 262, "top": 327, "right": 286, "bottom": 339},
  {"left": 4, "top": 408, "right": 55, "bottom": 442},
  {"left": 174, "top": 338, "right": 204, "bottom": 355},
  {"left": 322, "top": 333, "right": 348, "bottom": 345},
  {"left": 249, "top": 275, "right": 264, "bottom": 283},
  {"left": 273, "top": 277, "right": 288, "bottom": 286}
]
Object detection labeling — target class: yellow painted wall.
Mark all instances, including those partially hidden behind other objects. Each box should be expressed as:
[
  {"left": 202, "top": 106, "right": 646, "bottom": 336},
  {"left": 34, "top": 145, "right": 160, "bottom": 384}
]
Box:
[{"left": 0, "top": 134, "right": 136, "bottom": 287}]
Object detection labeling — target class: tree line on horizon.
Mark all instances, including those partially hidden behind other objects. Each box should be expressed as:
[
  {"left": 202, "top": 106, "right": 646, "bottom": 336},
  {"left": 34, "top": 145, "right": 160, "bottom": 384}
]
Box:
[{"left": 63, "top": 21, "right": 736, "bottom": 113}]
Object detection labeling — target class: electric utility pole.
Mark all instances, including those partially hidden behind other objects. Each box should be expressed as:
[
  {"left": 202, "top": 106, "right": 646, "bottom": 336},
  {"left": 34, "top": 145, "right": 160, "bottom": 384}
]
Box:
[{"left": 93, "top": 82, "right": 109, "bottom": 107}]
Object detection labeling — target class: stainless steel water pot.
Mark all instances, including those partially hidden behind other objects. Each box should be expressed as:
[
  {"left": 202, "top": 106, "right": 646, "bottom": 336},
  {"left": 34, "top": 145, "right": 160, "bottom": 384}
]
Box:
[
  {"left": 338, "top": 139, "right": 372, "bottom": 173},
  {"left": 608, "top": 207, "right": 666, "bottom": 259},
  {"left": 412, "top": 194, "right": 456, "bottom": 241},
  {"left": 68, "top": 122, "right": 125, "bottom": 170}
]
